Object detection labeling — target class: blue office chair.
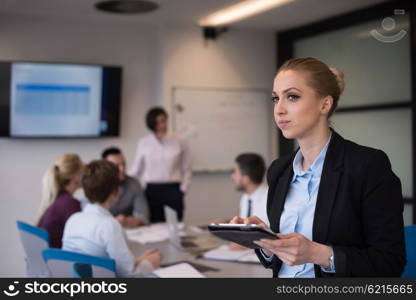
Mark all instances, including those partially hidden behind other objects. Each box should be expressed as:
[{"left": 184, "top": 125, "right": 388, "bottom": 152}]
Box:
[
  {"left": 16, "top": 220, "right": 51, "bottom": 277},
  {"left": 402, "top": 225, "right": 416, "bottom": 278},
  {"left": 42, "top": 248, "right": 116, "bottom": 278},
  {"left": 73, "top": 263, "right": 93, "bottom": 278}
]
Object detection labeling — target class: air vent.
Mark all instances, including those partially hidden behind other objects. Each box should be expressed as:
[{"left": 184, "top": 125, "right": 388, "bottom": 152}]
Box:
[{"left": 95, "top": 0, "right": 159, "bottom": 14}]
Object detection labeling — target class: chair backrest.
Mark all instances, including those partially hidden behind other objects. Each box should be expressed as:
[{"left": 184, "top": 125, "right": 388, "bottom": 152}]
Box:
[
  {"left": 402, "top": 225, "right": 416, "bottom": 278},
  {"left": 43, "top": 248, "right": 116, "bottom": 278},
  {"left": 16, "top": 220, "right": 51, "bottom": 277}
]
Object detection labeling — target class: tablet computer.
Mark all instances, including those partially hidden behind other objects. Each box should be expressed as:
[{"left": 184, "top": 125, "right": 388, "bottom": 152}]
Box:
[{"left": 208, "top": 224, "right": 278, "bottom": 249}]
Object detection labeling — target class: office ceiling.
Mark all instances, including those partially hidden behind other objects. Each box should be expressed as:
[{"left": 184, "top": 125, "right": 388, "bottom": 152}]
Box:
[{"left": 0, "top": 0, "right": 390, "bottom": 30}]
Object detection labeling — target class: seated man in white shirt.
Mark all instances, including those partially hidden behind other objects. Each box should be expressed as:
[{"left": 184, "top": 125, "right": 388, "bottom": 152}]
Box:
[
  {"left": 102, "top": 147, "right": 149, "bottom": 228},
  {"left": 62, "top": 160, "right": 161, "bottom": 277},
  {"left": 211, "top": 153, "right": 269, "bottom": 249},
  {"left": 231, "top": 153, "right": 269, "bottom": 226},
  {"left": 227, "top": 153, "right": 269, "bottom": 250}
]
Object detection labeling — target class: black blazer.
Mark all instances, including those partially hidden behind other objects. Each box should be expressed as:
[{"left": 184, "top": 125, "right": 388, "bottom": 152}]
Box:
[{"left": 255, "top": 131, "right": 406, "bottom": 277}]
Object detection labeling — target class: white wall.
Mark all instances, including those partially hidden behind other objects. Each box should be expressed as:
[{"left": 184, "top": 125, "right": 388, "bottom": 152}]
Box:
[{"left": 0, "top": 15, "right": 277, "bottom": 276}]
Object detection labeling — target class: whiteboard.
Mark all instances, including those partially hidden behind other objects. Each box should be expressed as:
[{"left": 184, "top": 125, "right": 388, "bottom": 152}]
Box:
[{"left": 172, "top": 87, "right": 272, "bottom": 172}]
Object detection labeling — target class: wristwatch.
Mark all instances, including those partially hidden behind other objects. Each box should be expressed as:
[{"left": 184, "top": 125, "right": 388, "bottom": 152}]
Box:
[
  {"left": 322, "top": 248, "right": 335, "bottom": 273},
  {"left": 328, "top": 250, "right": 335, "bottom": 270}
]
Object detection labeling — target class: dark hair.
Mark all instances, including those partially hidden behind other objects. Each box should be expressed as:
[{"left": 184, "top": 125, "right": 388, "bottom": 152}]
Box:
[
  {"left": 101, "top": 147, "right": 122, "bottom": 159},
  {"left": 277, "top": 57, "right": 345, "bottom": 118},
  {"left": 82, "top": 160, "right": 119, "bottom": 204},
  {"left": 236, "top": 153, "right": 266, "bottom": 184},
  {"left": 146, "top": 107, "right": 168, "bottom": 132}
]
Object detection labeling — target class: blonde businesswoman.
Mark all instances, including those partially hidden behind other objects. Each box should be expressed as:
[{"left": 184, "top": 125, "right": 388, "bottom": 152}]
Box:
[
  {"left": 130, "top": 107, "right": 192, "bottom": 222},
  {"left": 231, "top": 57, "right": 406, "bottom": 277},
  {"left": 36, "top": 154, "right": 84, "bottom": 248}
]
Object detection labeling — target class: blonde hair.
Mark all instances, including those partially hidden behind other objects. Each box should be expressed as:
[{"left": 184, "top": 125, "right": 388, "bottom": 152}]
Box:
[
  {"left": 277, "top": 57, "right": 345, "bottom": 117},
  {"left": 35, "top": 154, "right": 83, "bottom": 225}
]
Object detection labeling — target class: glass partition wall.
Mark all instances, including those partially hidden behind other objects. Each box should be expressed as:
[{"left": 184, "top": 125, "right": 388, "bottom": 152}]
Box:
[{"left": 276, "top": 0, "right": 415, "bottom": 224}]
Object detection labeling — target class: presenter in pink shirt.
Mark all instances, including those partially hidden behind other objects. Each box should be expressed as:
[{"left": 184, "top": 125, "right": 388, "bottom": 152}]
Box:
[{"left": 130, "top": 107, "right": 192, "bottom": 222}]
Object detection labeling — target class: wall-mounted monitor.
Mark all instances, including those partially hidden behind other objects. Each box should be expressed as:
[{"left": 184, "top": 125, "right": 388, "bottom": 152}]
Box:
[{"left": 0, "top": 61, "right": 122, "bottom": 138}]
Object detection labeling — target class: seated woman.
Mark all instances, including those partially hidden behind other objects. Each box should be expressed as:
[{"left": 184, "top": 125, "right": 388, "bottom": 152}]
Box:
[
  {"left": 36, "top": 154, "right": 83, "bottom": 248},
  {"left": 62, "top": 160, "right": 161, "bottom": 277}
]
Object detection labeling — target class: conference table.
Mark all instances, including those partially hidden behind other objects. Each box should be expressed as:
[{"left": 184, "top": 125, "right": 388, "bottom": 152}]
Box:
[{"left": 127, "top": 224, "right": 272, "bottom": 278}]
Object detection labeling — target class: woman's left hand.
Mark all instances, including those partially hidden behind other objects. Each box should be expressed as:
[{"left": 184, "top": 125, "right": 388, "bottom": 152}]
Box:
[{"left": 254, "top": 232, "right": 331, "bottom": 267}]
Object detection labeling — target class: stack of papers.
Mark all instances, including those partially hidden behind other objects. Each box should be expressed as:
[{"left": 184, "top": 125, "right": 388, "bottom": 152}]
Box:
[
  {"left": 152, "top": 263, "right": 205, "bottom": 278},
  {"left": 125, "top": 223, "right": 185, "bottom": 244},
  {"left": 202, "top": 245, "right": 260, "bottom": 263}
]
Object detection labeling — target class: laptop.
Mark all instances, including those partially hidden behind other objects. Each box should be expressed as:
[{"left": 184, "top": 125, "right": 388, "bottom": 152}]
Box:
[{"left": 163, "top": 205, "right": 200, "bottom": 250}]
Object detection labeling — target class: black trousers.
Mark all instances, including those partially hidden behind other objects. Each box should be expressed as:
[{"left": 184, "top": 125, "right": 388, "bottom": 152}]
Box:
[{"left": 145, "top": 183, "right": 184, "bottom": 223}]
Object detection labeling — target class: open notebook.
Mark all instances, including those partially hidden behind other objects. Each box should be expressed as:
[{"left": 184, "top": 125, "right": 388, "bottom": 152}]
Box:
[{"left": 152, "top": 263, "right": 205, "bottom": 278}]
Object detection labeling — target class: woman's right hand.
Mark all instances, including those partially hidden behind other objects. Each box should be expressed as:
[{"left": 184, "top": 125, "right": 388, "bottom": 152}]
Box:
[
  {"left": 229, "top": 216, "right": 273, "bottom": 257},
  {"left": 116, "top": 215, "right": 127, "bottom": 226}
]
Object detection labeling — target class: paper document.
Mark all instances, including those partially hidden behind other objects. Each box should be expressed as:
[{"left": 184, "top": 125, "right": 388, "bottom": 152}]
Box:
[
  {"left": 202, "top": 245, "right": 260, "bottom": 263},
  {"left": 125, "top": 223, "right": 185, "bottom": 244},
  {"left": 152, "top": 263, "right": 205, "bottom": 278}
]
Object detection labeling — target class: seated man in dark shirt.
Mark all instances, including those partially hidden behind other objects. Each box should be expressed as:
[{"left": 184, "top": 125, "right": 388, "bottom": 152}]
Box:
[{"left": 102, "top": 147, "right": 149, "bottom": 228}]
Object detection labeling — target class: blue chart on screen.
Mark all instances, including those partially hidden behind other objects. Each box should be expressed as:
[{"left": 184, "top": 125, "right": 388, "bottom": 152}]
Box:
[{"left": 15, "top": 84, "right": 91, "bottom": 116}]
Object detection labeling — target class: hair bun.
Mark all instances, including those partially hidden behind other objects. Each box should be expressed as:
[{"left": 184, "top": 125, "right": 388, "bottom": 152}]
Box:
[{"left": 329, "top": 67, "right": 345, "bottom": 94}]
